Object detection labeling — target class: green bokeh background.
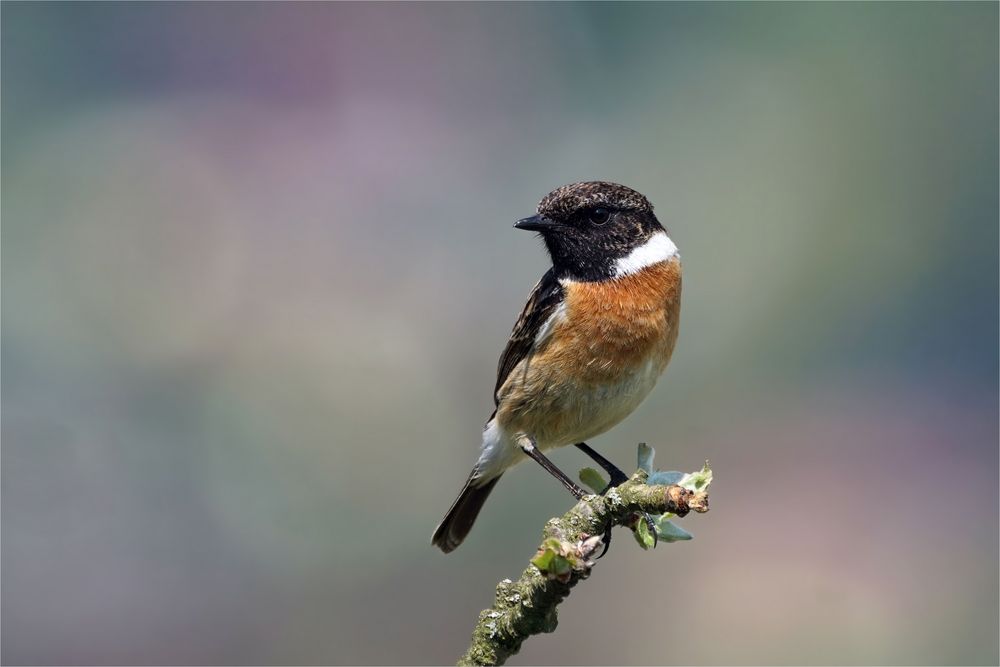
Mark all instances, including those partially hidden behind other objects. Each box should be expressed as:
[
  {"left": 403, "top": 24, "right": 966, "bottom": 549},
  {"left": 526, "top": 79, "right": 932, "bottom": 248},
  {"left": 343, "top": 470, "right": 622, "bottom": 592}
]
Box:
[{"left": 3, "top": 3, "right": 997, "bottom": 664}]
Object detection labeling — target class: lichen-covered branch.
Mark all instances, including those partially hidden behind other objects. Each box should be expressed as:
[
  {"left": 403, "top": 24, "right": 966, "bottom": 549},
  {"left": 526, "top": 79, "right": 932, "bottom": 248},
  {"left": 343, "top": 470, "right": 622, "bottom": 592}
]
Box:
[{"left": 457, "top": 469, "right": 710, "bottom": 666}]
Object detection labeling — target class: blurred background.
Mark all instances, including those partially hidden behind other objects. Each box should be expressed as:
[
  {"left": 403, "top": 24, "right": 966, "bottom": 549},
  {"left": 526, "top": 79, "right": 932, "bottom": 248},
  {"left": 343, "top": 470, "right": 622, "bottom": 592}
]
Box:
[{"left": 2, "top": 3, "right": 997, "bottom": 665}]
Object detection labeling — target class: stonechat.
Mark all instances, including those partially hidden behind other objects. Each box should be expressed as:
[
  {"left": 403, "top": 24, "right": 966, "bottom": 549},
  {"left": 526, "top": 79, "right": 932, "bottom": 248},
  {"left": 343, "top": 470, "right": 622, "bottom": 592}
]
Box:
[{"left": 432, "top": 181, "right": 681, "bottom": 553}]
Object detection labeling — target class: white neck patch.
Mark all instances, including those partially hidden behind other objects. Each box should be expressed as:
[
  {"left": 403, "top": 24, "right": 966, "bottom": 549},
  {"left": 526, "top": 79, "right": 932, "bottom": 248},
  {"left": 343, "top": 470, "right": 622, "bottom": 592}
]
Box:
[{"left": 613, "top": 231, "right": 678, "bottom": 277}]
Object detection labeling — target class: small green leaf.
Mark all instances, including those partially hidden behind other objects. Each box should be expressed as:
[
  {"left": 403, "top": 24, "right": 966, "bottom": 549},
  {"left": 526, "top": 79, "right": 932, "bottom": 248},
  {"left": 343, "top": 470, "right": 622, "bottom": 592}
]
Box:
[
  {"left": 679, "top": 461, "right": 713, "bottom": 492},
  {"left": 579, "top": 467, "right": 607, "bottom": 494},
  {"left": 530, "top": 546, "right": 555, "bottom": 572},
  {"left": 637, "top": 443, "right": 655, "bottom": 473},
  {"left": 531, "top": 537, "right": 584, "bottom": 582},
  {"left": 655, "top": 518, "right": 693, "bottom": 542},
  {"left": 531, "top": 537, "right": 562, "bottom": 571},
  {"left": 633, "top": 515, "right": 656, "bottom": 550},
  {"left": 550, "top": 555, "right": 572, "bottom": 581}
]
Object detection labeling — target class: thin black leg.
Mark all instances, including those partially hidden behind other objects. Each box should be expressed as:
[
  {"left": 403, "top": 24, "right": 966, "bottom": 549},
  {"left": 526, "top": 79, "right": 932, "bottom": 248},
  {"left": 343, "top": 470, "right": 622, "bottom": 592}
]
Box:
[
  {"left": 575, "top": 442, "right": 629, "bottom": 488},
  {"left": 519, "top": 438, "right": 588, "bottom": 500}
]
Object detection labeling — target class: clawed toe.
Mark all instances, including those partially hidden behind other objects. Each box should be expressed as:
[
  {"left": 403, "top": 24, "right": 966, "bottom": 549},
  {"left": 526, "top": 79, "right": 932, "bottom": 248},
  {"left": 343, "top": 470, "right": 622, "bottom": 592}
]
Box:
[
  {"left": 643, "top": 512, "right": 658, "bottom": 548},
  {"left": 595, "top": 523, "right": 613, "bottom": 559}
]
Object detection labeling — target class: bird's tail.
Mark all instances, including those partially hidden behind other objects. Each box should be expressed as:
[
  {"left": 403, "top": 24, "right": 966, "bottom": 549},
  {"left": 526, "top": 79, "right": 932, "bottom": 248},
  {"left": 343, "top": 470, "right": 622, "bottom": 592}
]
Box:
[{"left": 431, "top": 473, "right": 502, "bottom": 553}]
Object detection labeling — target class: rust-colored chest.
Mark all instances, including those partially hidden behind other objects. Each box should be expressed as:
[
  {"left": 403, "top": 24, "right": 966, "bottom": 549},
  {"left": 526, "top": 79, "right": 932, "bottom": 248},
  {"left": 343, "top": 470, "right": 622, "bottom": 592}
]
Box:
[
  {"left": 549, "top": 257, "right": 682, "bottom": 384},
  {"left": 493, "top": 256, "right": 683, "bottom": 445}
]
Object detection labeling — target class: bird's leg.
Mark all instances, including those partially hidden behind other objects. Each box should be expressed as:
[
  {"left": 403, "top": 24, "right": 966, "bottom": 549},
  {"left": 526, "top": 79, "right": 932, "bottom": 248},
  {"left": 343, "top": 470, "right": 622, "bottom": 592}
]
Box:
[
  {"left": 575, "top": 442, "right": 658, "bottom": 554},
  {"left": 518, "top": 437, "right": 588, "bottom": 500},
  {"left": 574, "top": 442, "right": 629, "bottom": 490}
]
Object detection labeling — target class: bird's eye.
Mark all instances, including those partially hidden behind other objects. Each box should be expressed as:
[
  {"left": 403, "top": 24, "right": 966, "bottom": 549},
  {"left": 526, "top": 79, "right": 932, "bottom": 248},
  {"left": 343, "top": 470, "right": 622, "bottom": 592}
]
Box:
[{"left": 588, "top": 207, "right": 611, "bottom": 225}]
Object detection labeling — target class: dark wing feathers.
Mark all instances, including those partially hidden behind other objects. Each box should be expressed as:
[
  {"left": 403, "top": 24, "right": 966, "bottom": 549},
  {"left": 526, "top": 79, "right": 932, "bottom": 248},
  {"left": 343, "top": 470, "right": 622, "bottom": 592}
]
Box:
[{"left": 494, "top": 269, "right": 565, "bottom": 405}]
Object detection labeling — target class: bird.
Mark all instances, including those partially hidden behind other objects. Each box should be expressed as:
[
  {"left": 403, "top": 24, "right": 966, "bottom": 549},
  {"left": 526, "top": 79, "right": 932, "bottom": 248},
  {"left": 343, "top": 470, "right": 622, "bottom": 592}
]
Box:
[{"left": 432, "top": 181, "right": 682, "bottom": 553}]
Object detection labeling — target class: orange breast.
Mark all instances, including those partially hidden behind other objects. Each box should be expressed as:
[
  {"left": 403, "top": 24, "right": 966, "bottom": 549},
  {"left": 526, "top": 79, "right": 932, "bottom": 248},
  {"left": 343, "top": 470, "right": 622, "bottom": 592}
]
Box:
[
  {"left": 547, "top": 257, "right": 682, "bottom": 384},
  {"left": 493, "top": 257, "right": 682, "bottom": 444}
]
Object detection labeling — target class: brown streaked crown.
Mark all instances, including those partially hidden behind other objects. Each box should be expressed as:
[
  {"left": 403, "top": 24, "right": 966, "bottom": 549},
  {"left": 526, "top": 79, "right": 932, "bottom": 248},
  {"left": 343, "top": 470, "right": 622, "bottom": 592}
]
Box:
[
  {"left": 523, "top": 181, "right": 665, "bottom": 283},
  {"left": 537, "top": 181, "right": 653, "bottom": 219}
]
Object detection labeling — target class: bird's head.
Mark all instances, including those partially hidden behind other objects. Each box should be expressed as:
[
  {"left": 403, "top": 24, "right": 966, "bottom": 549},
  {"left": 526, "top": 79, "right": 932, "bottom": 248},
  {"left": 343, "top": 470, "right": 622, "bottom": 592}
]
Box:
[{"left": 515, "top": 181, "right": 675, "bottom": 281}]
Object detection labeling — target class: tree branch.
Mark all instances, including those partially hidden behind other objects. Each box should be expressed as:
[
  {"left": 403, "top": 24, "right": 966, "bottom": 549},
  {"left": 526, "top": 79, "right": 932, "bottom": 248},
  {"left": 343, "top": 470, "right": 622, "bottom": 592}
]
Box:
[{"left": 457, "top": 469, "right": 710, "bottom": 666}]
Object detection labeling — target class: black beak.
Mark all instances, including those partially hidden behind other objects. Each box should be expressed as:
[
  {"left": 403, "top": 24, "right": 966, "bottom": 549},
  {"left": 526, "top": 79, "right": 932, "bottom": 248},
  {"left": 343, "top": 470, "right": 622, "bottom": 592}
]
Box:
[{"left": 514, "top": 215, "right": 559, "bottom": 232}]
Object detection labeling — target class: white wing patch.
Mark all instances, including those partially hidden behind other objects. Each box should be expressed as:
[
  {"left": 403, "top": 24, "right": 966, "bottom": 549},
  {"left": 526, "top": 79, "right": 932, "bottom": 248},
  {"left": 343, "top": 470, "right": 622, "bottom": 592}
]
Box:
[
  {"left": 613, "top": 231, "right": 678, "bottom": 277},
  {"left": 533, "top": 300, "right": 568, "bottom": 347}
]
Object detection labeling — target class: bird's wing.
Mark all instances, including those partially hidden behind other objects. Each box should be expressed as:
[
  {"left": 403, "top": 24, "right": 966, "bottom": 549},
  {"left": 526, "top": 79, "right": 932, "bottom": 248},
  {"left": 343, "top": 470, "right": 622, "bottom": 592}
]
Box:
[{"left": 494, "top": 268, "right": 565, "bottom": 406}]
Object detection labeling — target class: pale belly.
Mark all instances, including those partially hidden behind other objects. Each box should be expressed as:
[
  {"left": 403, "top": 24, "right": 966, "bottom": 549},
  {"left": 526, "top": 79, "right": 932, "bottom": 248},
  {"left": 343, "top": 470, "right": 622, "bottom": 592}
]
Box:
[{"left": 496, "top": 355, "right": 664, "bottom": 450}]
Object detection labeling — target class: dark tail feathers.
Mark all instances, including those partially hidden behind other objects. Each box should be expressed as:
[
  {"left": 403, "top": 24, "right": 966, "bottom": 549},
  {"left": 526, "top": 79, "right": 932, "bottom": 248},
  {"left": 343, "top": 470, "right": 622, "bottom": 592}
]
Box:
[{"left": 431, "top": 474, "right": 501, "bottom": 553}]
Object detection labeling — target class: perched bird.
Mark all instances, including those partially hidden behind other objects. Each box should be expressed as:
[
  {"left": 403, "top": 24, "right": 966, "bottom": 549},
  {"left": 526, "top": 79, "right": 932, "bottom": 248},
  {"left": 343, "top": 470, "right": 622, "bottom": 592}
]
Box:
[{"left": 432, "top": 181, "right": 682, "bottom": 553}]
